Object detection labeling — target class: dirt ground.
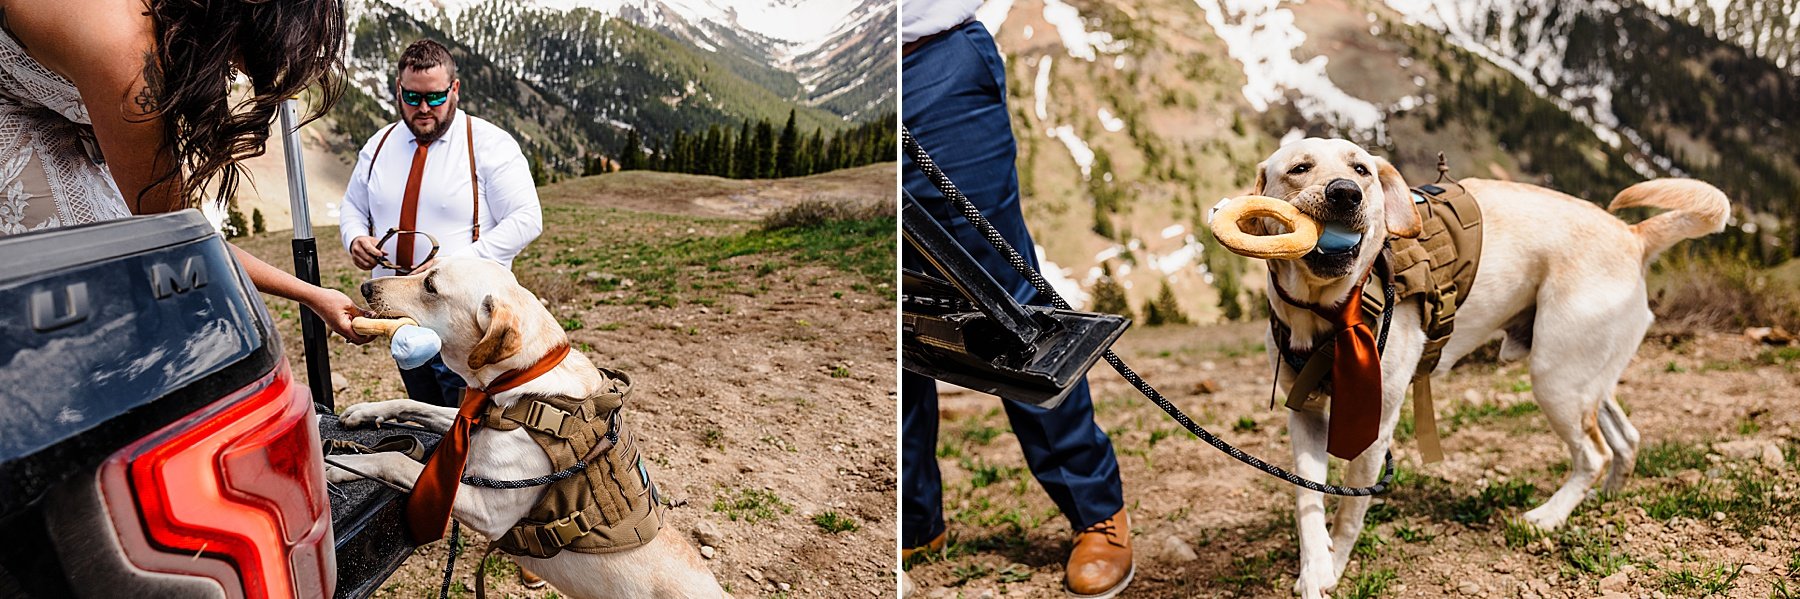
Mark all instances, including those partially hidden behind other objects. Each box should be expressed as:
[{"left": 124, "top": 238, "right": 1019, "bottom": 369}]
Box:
[
  {"left": 906, "top": 321, "right": 1800, "bottom": 598},
  {"left": 239, "top": 164, "right": 898, "bottom": 598}
]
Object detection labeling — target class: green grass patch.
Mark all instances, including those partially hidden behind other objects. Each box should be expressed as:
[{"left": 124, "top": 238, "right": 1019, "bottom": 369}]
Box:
[
  {"left": 812, "top": 511, "right": 859, "bottom": 534},
  {"left": 1657, "top": 563, "right": 1743, "bottom": 597},
  {"left": 1233, "top": 416, "right": 1260, "bottom": 433},
  {"left": 963, "top": 458, "right": 1026, "bottom": 489},
  {"left": 1557, "top": 527, "right": 1628, "bottom": 576},
  {"left": 1636, "top": 440, "right": 1710, "bottom": 477},
  {"left": 1638, "top": 471, "right": 1794, "bottom": 534},
  {"left": 1503, "top": 518, "right": 1544, "bottom": 548},
  {"left": 1449, "top": 480, "right": 1537, "bottom": 525},
  {"left": 1216, "top": 547, "right": 1292, "bottom": 593},
  {"left": 1334, "top": 568, "right": 1397, "bottom": 599},
  {"left": 711, "top": 488, "right": 792, "bottom": 523}
]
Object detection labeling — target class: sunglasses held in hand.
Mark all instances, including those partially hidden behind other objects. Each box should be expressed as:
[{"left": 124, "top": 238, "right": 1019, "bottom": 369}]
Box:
[{"left": 400, "top": 87, "right": 451, "bottom": 107}]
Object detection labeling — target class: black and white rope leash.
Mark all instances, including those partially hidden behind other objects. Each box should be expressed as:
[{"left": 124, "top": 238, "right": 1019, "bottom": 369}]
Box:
[{"left": 903, "top": 127, "right": 1395, "bottom": 497}]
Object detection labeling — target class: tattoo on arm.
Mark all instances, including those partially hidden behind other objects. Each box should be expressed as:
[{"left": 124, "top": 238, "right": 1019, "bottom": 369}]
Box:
[{"left": 134, "top": 51, "right": 162, "bottom": 115}]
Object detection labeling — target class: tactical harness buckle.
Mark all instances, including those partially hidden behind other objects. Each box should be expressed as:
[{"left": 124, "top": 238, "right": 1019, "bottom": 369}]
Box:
[
  {"left": 543, "top": 510, "right": 595, "bottom": 548},
  {"left": 522, "top": 401, "right": 577, "bottom": 438}
]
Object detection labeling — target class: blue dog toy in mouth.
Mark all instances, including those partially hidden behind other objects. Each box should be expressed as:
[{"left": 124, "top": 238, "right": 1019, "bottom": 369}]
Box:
[{"left": 1313, "top": 222, "right": 1364, "bottom": 255}]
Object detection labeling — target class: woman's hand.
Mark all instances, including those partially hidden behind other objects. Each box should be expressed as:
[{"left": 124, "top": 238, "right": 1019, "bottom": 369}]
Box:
[{"left": 303, "top": 287, "right": 375, "bottom": 345}]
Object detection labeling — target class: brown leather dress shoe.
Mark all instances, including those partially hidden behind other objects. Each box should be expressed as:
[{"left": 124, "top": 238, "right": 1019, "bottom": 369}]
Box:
[
  {"left": 519, "top": 564, "right": 547, "bottom": 589},
  {"left": 1065, "top": 509, "right": 1133, "bottom": 598},
  {"left": 900, "top": 530, "right": 947, "bottom": 564}
]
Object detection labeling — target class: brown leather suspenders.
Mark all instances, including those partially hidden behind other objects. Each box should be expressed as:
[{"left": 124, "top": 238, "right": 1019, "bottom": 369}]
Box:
[{"left": 365, "top": 116, "right": 482, "bottom": 241}]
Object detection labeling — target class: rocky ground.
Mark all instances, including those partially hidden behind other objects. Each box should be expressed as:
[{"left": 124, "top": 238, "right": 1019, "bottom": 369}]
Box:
[
  {"left": 240, "top": 164, "right": 899, "bottom": 598},
  {"left": 906, "top": 321, "right": 1800, "bottom": 598}
]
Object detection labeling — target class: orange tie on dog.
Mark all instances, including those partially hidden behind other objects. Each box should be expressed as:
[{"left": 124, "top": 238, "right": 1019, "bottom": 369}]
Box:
[
  {"left": 405, "top": 344, "right": 572, "bottom": 544},
  {"left": 397, "top": 143, "right": 429, "bottom": 268},
  {"left": 1319, "top": 281, "right": 1382, "bottom": 460}
]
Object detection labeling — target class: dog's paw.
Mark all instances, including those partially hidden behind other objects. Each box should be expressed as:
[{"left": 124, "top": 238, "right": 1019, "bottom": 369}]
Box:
[
  {"left": 323, "top": 459, "right": 365, "bottom": 484},
  {"left": 338, "top": 402, "right": 392, "bottom": 429},
  {"left": 1521, "top": 508, "right": 1567, "bottom": 531},
  {"left": 1292, "top": 557, "right": 1338, "bottom": 598}
]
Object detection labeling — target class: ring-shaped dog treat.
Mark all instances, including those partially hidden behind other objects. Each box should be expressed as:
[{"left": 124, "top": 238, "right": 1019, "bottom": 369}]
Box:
[{"left": 1209, "top": 196, "right": 1322, "bottom": 260}]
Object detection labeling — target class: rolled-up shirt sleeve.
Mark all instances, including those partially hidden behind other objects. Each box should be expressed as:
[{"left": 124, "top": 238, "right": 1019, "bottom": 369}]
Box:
[{"left": 454, "top": 128, "right": 541, "bottom": 265}]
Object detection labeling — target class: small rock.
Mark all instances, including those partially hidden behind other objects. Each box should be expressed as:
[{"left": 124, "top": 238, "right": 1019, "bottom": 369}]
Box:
[
  {"left": 1520, "top": 592, "right": 1542, "bottom": 599},
  {"left": 1746, "top": 326, "right": 1797, "bottom": 346},
  {"left": 1598, "top": 571, "right": 1629, "bottom": 591},
  {"left": 1652, "top": 591, "right": 1667, "bottom": 599},
  {"left": 1712, "top": 511, "right": 1727, "bottom": 522},
  {"left": 700, "top": 545, "right": 716, "bottom": 559},
  {"left": 778, "top": 582, "right": 791, "bottom": 592},
  {"left": 1493, "top": 561, "right": 1514, "bottom": 573},
  {"left": 1457, "top": 580, "right": 1480, "bottom": 595},
  {"left": 1194, "top": 379, "right": 1221, "bottom": 395},
  {"left": 1761, "top": 444, "right": 1786, "bottom": 468},
  {"left": 694, "top": 520, "right": 724, "bottom": 547},
  {"left": 1158, "top": 535, "right": 1199, "bottom": 562},
  {"left": 330, "top": 372, "right": 349, "bottom": 392},
  {"left": 746, "top": 569, "right": 764, "bottom": 583},
  {"left": 1743, "top": 564, "right": 1763, "bottom": 575}
]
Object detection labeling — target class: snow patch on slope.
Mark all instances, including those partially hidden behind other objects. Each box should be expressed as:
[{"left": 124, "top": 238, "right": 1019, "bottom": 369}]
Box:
[{"left": 1194, "top": 0, "right": 1386, "bottom": 137}]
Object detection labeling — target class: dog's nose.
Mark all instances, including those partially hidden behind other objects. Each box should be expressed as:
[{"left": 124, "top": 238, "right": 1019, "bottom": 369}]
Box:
[
  {"left": 1325, "top": 178, "right": 1362, "bottom": 209},
  {"left": 360, "top": 280, "right": 375, "bottom": 300}
]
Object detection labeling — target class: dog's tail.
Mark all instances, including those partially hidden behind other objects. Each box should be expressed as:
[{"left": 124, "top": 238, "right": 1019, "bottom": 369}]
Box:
[{"left": 1607, "top": 178, "right": 1730, "bottom": 263}]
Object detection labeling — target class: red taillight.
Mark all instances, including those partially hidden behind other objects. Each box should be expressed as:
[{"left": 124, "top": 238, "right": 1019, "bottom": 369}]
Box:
[{"left": 101, "top": 361, "right": 334, "bottom": 598}]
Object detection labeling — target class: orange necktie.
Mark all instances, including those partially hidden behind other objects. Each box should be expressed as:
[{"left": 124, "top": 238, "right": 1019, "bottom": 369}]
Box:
[
  {"left": 397, "top": 143, "right": 429, "bottom": 268},
  {"left": 1275, "top": 278, "right": 1383, "bottom": 460},
  {"left": 405, "top": 344, "right": 572, "bottom": 544}
]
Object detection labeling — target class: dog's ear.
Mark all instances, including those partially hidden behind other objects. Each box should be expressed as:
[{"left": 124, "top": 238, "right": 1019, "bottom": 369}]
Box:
[
  {"left": 1252, "top": 161, "right": 1268, "bottom": 196},
  {"left": 1377, "top": 157, "right": 1422, "bottom": 239},
  {"left": 467, "top": 295, "right": 523, "bottom": 371}
]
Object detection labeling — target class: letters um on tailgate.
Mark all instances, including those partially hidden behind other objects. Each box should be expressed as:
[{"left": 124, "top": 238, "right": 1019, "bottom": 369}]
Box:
[{"left": 0, "top": 239, "right": 263, "bottom": 461}]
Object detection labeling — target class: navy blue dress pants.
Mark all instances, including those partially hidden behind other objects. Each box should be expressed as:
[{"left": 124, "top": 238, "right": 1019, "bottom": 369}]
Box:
[
  {"left": 901, "top": 21, "right": 1124, "bottom": 548},
  {"left": 398, "top": 353, "right": 467, "bottom": 408}
]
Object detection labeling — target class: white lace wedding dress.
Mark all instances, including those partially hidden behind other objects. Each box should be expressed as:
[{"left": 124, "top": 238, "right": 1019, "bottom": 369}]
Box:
[{"left": 0, "top": 32, "right": 129, "bottom": 236}]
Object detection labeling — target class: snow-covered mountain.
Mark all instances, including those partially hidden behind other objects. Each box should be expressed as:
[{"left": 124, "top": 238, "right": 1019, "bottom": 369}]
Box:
[{"left": 378, "top": 0, "right": 895, "bottom": 118}]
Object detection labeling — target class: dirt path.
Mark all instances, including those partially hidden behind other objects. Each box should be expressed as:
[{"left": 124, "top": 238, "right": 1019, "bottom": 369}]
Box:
[
  {"left": 907, "top": 321, "right": 1800, "bottom": 598},
  {"left": 240, "top": 166, "right": 897, "bottom": 598}
]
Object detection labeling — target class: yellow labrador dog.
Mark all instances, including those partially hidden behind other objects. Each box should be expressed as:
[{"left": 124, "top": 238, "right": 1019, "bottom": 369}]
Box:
[
  {"left": 1245, "top": 139, "right": 1728, "bottom": 598},
  {"left": 323, "top": 257, "right": 729, "bottom": 599}
]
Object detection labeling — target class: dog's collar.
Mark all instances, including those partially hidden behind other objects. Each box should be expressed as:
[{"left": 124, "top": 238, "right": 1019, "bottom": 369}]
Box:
[{"left": 479, "top": 344, "right": 573, "bottom": 397}]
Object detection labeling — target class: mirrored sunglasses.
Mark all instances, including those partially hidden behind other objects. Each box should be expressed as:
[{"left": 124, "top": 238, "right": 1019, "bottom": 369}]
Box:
[{"left": 400, "top": 88, "right": 451, "bottom": 107}]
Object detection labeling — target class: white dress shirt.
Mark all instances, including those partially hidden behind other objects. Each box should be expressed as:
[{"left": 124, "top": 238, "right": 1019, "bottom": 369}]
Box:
[
  {"left": 901, "top": 0, "right": 982, "bottom": 43},
  {"left": 339, "top": 109, "right": 543, "bottom": 278}
]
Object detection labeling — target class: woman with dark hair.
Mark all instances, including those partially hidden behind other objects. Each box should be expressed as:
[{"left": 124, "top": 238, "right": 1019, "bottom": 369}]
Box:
[{"left": 0, "top": 0, "right": 370, "bottom": 343}]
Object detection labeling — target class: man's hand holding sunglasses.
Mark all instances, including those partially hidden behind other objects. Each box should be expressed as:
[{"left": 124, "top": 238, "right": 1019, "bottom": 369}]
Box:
[{"left": 349, "top": 234, "right": 387, "bottom": 270}]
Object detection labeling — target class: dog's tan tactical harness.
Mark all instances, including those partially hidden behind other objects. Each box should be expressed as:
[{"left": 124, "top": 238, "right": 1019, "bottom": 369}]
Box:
[
  {"left": 479, "top": 367, "right": 663, "bottom": 557},
  {"left": 1277, "top": 180, "right": 1483, "bottom": 463},
  {"left": 1366, "top": 181, "right": 1484, "bottom": 462}
]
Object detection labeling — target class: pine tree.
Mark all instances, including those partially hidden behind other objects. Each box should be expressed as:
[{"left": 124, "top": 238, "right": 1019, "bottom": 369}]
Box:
[
  {"left": 802, "top": 129, "right": 825, "bottom": 175},
  {"left": 1142, "top": 280, "right": 1189, "bottom": 326},
  {"left": 734, "top": 119, "right": 754, "bottom": 179},
  {"left": 619, "top": 130, "right": 642, "bottom": 171},
  {"left": 251, "top": 209, "right": 265, "bottom": 235},
  {"left": 1090, "top": 264, "right": 1132, "bottom": 319},
  {"left": 225, "top": 207, "right": 248, "bottom": 239},
  {"left": 754, "top": 120, "right": 776, "bottom": 178},
  {"left": 775, "top": 109, "right": 799, "bottom": 178}
]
